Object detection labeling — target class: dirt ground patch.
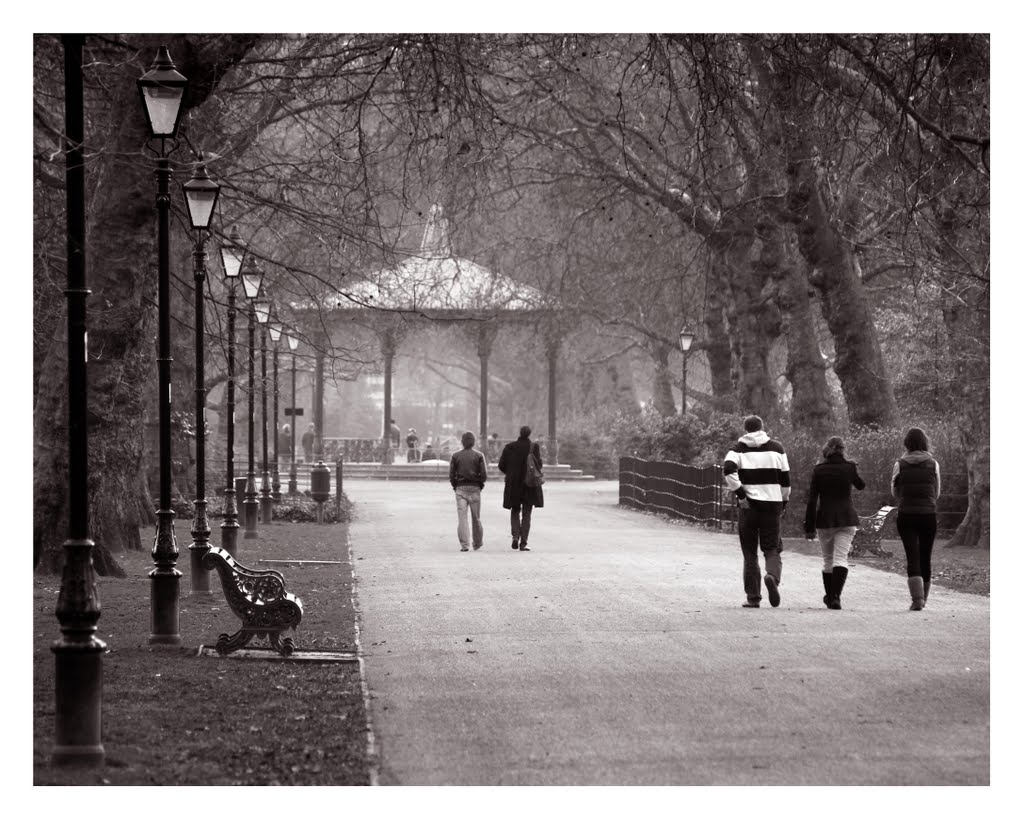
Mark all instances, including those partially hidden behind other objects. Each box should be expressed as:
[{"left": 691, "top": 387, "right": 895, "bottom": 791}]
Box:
[{"left": 33, "top": 521, "right": 372, "bottom": 785}]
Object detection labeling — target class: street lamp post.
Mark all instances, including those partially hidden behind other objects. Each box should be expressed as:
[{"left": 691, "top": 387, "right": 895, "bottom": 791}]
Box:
[
  {"left": 678, "top": 328, "right": 695, "bottom": 415},
  {"left": 52, "top": 33, "right": 104, "bottom": 766},
  {"left": 138, "top": 44, "right": 187, "bottom": 646},
  {"left": 256, "top": 299, "right": 273, "bottom": 524},
  {"left": 183, "top": 161, "right": 221, "bottom": 597},
  {"left": 287, "top": 334, "right": 299, "bottom": 494},
  {"left": 240, "top": 258, "right": 264, "bottom": 538},
  {"left": 269, "top": 322, "right": 283, "bottom": 501},
  {"left": 219, "top": 226, "right": 244, "bottom": 556}
]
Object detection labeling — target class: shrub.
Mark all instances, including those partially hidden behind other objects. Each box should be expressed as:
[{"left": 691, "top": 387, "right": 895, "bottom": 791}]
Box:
[
  {"left": 166, "top": 492, "right": 354, "bottom": 524},
  {"left": 609, "top": 405, "right": 745, "bottom": 466}
]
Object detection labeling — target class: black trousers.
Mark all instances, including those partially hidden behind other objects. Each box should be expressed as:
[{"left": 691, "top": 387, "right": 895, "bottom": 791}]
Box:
[
  {"left": 510, "top": 503, "right": 533, "bottom": 544},
  {"left": 737, "top": 502, "right": 783, "bottom": 601},
  {"left": 896, "top": 512, "right": 937, "bottom": 581}
]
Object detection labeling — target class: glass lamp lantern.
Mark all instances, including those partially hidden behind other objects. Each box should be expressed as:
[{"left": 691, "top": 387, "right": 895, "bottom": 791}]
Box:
[
  {"left": 678, "top": 328, "right": 695, "bottom": 353},
  {"left": 220, "top": 226, "right": 245, "bottom": 280},
  {"left": 182, "top": 163, "right": 221, "bottom": 230},
  {"left": 240, "top": 258, "right": 264, "bottom": 301},
  {"left": 269, "top": 323, "right": 283, "bottom": 344},
  {"left": 137, "top": 45, "right": 188, "bottom": 139},
  {"left": 255, "top": 300, "right": 272, "bottom": 325},
  {"left": 287, "top": 334, "right": 299, "bottom": 352}
]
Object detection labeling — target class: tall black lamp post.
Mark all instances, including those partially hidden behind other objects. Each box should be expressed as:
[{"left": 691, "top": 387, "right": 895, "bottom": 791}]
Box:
[
  {"left": 219, "top": 226, "right": 244, "bottom": 556},
  {"left": 240, "top": 258, "right": 264, "bottom": 539},
  {"left": 287, "top": 334, "right": 300, "bottom": 494},
  {"left": 52, "top": 33, "right": 104, "bottom": 766},
  {"left": 269, "top": 321, "right": 283, "bottom": 501},
  {"left": 678, "top": 327, "right": 695, "bottom": 415},
  {"left": 183, "top": 162, "right": 220, "bottom": 596},
  {"left": 256, "top": 298, "right": 273, "bottom": 524},
  {"left": 138, "top": 45, "right": 187, "bottom": 646}
]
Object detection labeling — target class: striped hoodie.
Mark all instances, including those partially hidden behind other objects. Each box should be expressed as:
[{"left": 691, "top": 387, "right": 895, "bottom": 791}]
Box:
[{"left": 723, "top": 430, "right": 791, "bottom": 504}]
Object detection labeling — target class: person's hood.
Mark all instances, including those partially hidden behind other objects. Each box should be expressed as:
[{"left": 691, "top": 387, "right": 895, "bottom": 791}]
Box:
[
  {"left": 902, "top": 450, "right": 934, "bottom": 464},
  {"left": 739, "top": 430, "right": 770, "bottom": 447}
]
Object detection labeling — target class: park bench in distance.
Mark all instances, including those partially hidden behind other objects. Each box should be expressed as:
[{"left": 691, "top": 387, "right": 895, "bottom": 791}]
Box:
[
  {"left": 851, "top": 505, "right": 897, "bottom": 558},
  {"left": 202, "top": 546, "right": 304, "bottom": 656}
]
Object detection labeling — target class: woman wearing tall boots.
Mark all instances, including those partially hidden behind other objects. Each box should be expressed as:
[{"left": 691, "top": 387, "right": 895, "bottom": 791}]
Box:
[
  {"left": 892, "top": 427, "right": 941, "bottom": 611},
  {"left": 804, "top": 436, "right": 865, "bottom": 610}
]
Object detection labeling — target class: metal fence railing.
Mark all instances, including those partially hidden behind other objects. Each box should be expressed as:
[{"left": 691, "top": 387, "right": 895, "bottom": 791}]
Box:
[
  {"left": 618, "top": 456, "right": 968, "bottom": 535},
  {"left": 618, "top": 457, "right": 724, "bottom": 528}
]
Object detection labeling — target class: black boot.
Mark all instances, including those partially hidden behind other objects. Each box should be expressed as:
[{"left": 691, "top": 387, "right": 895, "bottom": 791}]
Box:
[
  {"left": 822, "top": 571, "right": 833, "bottom": 608},
  {"left": 829, "top": 566, "right": 848, "bottom": 610}
]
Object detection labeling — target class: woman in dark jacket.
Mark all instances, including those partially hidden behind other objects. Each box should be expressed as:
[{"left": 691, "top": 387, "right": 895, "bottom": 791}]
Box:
[
  {"left": 804, "top": 436, "right": 865, "bottom": 610},
  {"left": 891, "top": 427, "right": 941, "bottom": 611},
  {"left": 498, "top": 425, "right": 544, "bottom": 551}
]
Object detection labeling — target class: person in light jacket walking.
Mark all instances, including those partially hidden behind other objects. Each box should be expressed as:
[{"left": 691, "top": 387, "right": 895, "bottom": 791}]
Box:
[
  {"left": 804, "top": 436, "right": 866, "bottom": 610},
  {"left": 892, "top": 427, "right": 941, "bottom": 610},
  {"left": 449, "top": 431, "right": 487, "bottom": 551},
  {"left": 498, "top": 425, "right": 544, "bottom": 552}
]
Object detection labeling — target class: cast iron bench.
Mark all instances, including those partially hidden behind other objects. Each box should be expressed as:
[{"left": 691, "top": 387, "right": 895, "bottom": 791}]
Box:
[
  {"left": 202, "top": 546, "right": 304, "bottom": 656},
  {"left": 850, "top": 505, "right": 896, "bottom": 557}
]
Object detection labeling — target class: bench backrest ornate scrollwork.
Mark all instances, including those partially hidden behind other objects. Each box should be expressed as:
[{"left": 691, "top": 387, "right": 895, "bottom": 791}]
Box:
[{"left": 202, "top": 546, "right": 303, "bottom": 655}]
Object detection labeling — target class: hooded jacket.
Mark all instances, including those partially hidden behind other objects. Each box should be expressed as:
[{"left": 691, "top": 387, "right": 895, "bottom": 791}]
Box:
[
  {"left": 891, "top": 450, "right": 941, "bottom": 514},
  {"left": 723, "top": 430, "right": 791, "bottom": 504}
]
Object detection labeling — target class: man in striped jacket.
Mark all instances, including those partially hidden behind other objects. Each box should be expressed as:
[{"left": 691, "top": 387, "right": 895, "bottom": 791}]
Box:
[{"left": 723, "top": 415, "right": 791, "bottom": 608}]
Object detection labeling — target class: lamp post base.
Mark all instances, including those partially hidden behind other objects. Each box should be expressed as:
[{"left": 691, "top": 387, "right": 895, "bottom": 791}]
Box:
[
  {"left": 288, "top": 469, "right": 298, "bottom": 495},
  {"left": 148, "top": 567, "right": 182, "bottom": 646},
  {"left": 188, "top": 544, "right": 214, "bottom": 597},
  {"left": 51, "top": 637, "right": 105, "bottom": 767},
  {"left": 243, "top": 499, "right": 259, "bottom": 539},
  {"left": 220, "top": 520, "right": 239, "bottom": 557}
]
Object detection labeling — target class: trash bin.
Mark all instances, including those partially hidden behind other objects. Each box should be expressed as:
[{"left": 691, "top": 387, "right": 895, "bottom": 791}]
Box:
[{"left": 310, "top": 461, "right": 331, "bottom": 524}]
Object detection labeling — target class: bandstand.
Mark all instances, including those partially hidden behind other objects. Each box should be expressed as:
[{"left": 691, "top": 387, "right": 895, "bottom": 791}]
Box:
[{"left": 293, "top": 205, "right": 568, "bottom": 470}]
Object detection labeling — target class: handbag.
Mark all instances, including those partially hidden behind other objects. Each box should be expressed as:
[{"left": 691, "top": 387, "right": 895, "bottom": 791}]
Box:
[{"left": 525, "top": 449, "right": 545, "bottom": 487}]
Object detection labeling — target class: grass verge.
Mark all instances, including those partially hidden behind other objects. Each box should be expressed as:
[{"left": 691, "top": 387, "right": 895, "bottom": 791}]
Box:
[{"left": 33, "top": 520, "right": 372, "bottom": 785}]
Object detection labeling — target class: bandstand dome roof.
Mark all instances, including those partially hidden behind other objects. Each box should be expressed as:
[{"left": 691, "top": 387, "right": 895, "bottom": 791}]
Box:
[{"left": 329, "top": 204, "right": 545, "bottom": 314}]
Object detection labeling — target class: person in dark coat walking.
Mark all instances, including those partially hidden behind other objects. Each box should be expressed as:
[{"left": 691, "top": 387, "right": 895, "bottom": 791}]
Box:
[
  {"left": 498, "top": 425, "right": 544, "bottom": 551},
  {"left": 891, "top": 427, "right": 941, "bottom": 611},
  {"left": 804, "top": 436, "right": 866, "bottom": 610}
]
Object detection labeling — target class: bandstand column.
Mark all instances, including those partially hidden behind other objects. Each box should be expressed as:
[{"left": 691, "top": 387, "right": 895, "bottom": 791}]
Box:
[
  {"left": 477, "top": 324, "right": 497, "bottom": 441},
  {"left": 547, "top": 335, "right": 559, "bottom": 464},
  {"left": 380, "top": 329, "right": 396, "bottom": 463}
]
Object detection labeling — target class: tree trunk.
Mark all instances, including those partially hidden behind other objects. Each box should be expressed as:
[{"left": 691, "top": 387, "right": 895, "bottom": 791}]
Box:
[
  {"left": 712, "top": 230, "right": 781, "bottom": 420},
  {"left": 781, "top": 258, "right": 833, "bottom": 438},
  {"left": 650, "top": 343, "right": 677, "bottom": 417},
  {"left": 704, "top": 254, "right": 737, "bottom": 407},
  {"left": 36, "top": 41, "right": 163, "bottom": 574},
  {"left": 786, "top": 162, "right": 896, "bottom": 427}
]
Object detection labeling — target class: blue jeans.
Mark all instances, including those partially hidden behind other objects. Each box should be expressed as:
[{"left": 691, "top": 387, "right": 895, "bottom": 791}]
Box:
[
  {"left": 455, "top": 486, "right": 483, "bottom": 548},
  {"left": 738, "top": 502, "right": 783, "bottom": 601}
]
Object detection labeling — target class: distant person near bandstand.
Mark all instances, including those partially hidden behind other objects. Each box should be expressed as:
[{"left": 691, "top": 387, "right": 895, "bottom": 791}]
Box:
[
  {"left": 449, "top": 431, "right": 488, "bottom": 552},
  {"left": 498, "top": 425, "right": 545, "bottom": 552}
]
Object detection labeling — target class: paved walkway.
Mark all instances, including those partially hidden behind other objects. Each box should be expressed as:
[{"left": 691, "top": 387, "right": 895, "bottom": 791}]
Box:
[{"left": 346, "top": 479, "right": 989, "bottom": 785}]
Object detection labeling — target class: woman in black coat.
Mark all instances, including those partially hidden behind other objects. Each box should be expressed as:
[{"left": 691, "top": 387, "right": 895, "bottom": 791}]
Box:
[
  {"left": 498, "top": 425, "right": 544, "bottom": 551},
  {"left": 804, "top": 436, "right": 865, "bottom": 610}
]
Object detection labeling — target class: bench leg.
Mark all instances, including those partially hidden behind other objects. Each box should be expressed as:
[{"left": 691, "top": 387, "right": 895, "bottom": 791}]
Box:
[
  {"left": 269, "top": 631, "right": 296, "bottom": 657},
  {"left": 215, "top": 628, "right": 255, "bottom": 656}
]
